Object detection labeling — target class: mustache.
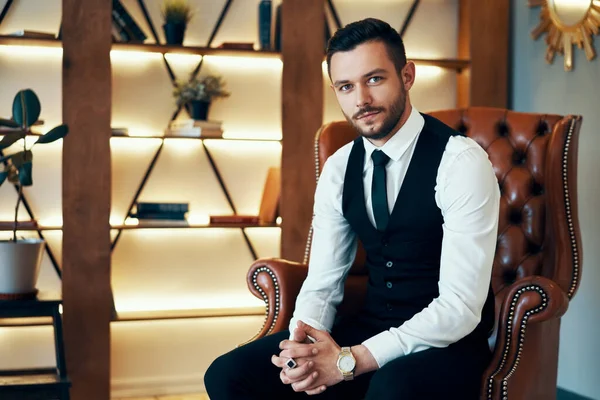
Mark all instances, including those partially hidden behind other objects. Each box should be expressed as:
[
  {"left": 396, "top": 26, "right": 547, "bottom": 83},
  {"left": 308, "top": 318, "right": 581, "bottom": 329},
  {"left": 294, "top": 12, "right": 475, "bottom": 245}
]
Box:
[{"left": 353, "top": 107, "right": 384, "bottom": 119}]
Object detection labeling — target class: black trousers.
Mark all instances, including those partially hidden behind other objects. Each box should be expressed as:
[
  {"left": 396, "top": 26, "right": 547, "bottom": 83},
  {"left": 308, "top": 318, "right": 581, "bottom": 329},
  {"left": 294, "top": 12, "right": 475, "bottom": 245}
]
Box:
[{"left": 204, "top": 314, "right": 491, "bottom": 399}]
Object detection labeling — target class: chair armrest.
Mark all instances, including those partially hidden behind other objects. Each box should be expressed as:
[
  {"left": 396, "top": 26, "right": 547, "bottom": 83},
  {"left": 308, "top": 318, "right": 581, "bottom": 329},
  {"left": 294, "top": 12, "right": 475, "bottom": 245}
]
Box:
[
  {"left": 243, "top": 258, "right": 308, "bottom": 343},
  {"left": 482, "top": 275, "right": 569, "bottom": 399}
]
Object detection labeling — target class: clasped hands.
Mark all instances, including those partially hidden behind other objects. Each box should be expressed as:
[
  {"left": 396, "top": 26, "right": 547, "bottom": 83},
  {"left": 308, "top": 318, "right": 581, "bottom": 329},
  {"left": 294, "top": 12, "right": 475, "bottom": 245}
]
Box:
[{"left": 271, "top": 320, "right": 343, "bottom": 395}]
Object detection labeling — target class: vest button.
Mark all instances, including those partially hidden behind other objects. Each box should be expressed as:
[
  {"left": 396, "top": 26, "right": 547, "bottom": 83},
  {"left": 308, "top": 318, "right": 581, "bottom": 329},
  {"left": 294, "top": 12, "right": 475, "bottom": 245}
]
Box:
[
  {"left": 386, "top": 261, "right": 393, "bottom": 268},
  {"left": 381, "top": 239, "right": 389, "bottom": 247},
  {"left": 386, "top": 281, "right": 393, "bottom": 289},
  {"left": 386, "top": 303, "right": 393, "bottom": 311}
]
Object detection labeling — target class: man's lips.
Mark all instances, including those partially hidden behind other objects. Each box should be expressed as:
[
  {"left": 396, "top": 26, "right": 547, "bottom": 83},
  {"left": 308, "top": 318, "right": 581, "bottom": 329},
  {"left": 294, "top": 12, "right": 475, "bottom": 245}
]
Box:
[{"left": 356, "top": 111, "right": 380, "bottom": 120}]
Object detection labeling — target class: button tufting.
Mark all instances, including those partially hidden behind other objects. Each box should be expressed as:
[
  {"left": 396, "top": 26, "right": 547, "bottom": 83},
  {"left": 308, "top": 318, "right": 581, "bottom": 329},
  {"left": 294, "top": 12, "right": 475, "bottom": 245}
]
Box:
[
  {"left": 512, "top": 150, "right": 526, "bottom": 166},
  {"left": 496, "top": 121, "right": 509, "bottom": 137},
  {"left": 536, "top": 120, "right": 549, "bottom": 136},
  {"left": 503, "top": 270, "right": 517, "bottom": 284},
  {"left": 509, "top": 209, "right": 522, "bottom": 224}
]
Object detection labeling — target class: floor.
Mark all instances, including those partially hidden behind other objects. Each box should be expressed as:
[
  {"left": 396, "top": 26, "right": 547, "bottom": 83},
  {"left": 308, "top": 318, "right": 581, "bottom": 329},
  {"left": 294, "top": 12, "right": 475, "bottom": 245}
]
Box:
[{"left": 114, "top": 394, "right": 209, "bottom": 400}]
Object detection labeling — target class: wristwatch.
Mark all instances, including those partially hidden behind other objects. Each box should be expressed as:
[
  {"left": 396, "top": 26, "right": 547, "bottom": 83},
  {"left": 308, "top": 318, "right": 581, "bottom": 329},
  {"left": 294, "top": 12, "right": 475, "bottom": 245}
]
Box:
[{"left": 336, "top": 347, "right": 356, "bottom": 381}]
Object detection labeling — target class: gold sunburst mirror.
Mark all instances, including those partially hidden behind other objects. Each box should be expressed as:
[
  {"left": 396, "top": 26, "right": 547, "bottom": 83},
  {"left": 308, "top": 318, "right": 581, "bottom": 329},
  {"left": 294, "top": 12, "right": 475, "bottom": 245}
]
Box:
[{"left": 530, "top": 0, "right": 600, "bottom": 70}]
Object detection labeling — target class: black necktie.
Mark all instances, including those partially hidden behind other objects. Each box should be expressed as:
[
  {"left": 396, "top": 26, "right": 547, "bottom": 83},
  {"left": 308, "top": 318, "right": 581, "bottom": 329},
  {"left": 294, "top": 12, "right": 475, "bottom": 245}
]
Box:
[{"left": 371, "top": 150, "right": 390, "bottom": 231}]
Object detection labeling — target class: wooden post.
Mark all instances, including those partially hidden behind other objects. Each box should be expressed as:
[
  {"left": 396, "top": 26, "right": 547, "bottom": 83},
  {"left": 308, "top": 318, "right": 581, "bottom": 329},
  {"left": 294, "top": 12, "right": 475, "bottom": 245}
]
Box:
[
  {"left": 457, "top": 0, "right": 510, "bottom": 108},
  {"left": 62, "top": 0, "right": 112, "bottom": 398},
  {"left": 280, "top": 0, "right": 325, "bottom": 262}
]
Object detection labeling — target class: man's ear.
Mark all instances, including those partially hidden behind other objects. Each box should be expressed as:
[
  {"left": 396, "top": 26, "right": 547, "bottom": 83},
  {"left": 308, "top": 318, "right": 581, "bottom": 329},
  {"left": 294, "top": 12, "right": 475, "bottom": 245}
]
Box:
[{"left": 402, "top": 61, "right": 416, "bottom": 90}]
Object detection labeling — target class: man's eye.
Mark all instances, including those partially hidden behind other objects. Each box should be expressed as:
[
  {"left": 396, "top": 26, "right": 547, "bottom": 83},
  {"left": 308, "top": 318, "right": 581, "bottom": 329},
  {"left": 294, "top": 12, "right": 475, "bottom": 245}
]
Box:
[
  {"left": 369, "top": 76, "right": 382, "bottom": 83},
  {"left": 340, "top": 84, "right": 352, "bottom": 91}
]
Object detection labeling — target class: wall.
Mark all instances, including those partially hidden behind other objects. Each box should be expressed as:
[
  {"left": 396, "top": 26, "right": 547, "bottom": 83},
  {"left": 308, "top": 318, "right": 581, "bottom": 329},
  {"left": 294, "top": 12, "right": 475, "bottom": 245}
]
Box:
[
  {"left": 511, "top": 1, "right": 600, "bottom": 399},
  {"left": 0, "top": 0, "right": 460, "bottom": 397}
]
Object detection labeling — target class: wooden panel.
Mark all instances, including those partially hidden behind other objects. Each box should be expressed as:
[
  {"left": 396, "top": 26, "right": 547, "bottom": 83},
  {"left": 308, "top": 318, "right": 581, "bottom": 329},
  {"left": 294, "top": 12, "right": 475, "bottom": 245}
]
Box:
[
  {"left": 457, "top": 0, "right": 470, "bottom": 108},
  {"left": 280, "top": 0, "right": 324, "bottom": 262},
  {"left": 462, "top": 0, "right": 510, "bottom": 108},
  {"left": 62, "top": 0, "right": 112, "bottom": 399}
]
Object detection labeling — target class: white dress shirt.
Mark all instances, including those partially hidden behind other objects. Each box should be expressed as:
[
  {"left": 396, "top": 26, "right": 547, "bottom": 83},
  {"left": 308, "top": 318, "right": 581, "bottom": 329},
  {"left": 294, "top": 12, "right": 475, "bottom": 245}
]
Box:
[{"left": 288, "top": 106, "right": 500, "bottom": 368}]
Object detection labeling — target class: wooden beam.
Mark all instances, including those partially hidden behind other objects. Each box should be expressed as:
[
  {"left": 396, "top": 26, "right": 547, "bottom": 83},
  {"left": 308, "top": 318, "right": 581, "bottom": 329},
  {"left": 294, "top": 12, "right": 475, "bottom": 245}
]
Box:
[
  {"left": 457, "top": 0, "right": 470, "bottom": 108},
  {"left": 459, "top": 0, "right": 510, "bottom": 108},
  {"left": 62, "top": 0, "right": 112, "bottom": 398},
  {"left": 281, "top": 0, "right": 324, "bottom": 262}
]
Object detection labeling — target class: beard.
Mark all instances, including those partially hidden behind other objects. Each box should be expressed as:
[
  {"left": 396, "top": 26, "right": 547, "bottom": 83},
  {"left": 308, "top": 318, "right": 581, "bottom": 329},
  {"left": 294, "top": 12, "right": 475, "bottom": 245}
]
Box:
[{"left": 345, "top": 87, "right": 406, "bottom": 141}]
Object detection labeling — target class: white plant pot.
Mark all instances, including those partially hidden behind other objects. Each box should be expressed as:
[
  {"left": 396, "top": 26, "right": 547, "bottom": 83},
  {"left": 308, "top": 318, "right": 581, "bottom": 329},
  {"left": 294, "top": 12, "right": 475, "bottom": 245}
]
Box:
[{"left": 0, "top": 238, "right": 44, "bottom": 295}]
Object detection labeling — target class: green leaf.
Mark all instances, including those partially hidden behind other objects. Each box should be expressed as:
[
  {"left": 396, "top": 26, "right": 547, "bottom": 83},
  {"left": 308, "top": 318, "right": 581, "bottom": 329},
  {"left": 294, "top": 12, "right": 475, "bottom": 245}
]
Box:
[
  {"left": 36, "top": 124, "right": 68, "bottom": 144},
  {"left": 12, "top": 89, "right": 41, "bottom": 128},
  {"left": 0, "top": 150, "right": 32, "bottom": 167},
  {"left": 0, "top": 118, "right": 19, "bottom": 128},
  {"left": 18, "top": 161, "right": 32, "bottom": 186},
  {"left": 0, "top": 170, "right": 7, "bottom": 186},
  {"left": 0, "top": 130, "right": 26, "bottom": 150}
]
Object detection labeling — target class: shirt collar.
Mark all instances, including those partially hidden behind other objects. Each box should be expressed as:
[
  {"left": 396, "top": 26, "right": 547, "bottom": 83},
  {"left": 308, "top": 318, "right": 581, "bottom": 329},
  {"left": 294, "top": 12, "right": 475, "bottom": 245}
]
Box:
[{"left": 362, "top": 106, "right": 424, "bottom": 164}]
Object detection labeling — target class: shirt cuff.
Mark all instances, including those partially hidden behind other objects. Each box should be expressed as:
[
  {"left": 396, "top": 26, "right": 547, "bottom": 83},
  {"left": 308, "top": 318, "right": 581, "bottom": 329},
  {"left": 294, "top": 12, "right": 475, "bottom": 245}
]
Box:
[
  {"left": 288, "top": 317, "right": 330, "bottom": 341},
  {"left": 361, "top": 330, "right": 404, "bottom": 368}
]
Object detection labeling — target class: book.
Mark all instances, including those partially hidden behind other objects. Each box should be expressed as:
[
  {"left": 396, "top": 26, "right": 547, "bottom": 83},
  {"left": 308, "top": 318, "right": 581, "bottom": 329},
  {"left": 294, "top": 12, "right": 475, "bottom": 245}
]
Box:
[
  {"left": 112, "top": 0, "right": 147, "bottom": 43},
  {"left": 169, "top": 119, "right": 223, "bottom": 130},
  {"left": 131, "top": 212, "right": 187, "bottom": 221},
  {"left": 135, "top": 202, "right": 189, "bottom": 214},
  {"left": 8, "top": 30, "right": 56, "bottom": 39},
  {"left": 258, "top": 167, "right": 281, "bottom": 224},
  {"left": 165, "top": 127, "right": 224, "bottom": 139},
  {"left": 209, "top": 215, "right": 260, "bottom": 225},
  {"left": 217, "top": 42, "right": 255, "bottom": 50},
  {"left": 208, "top": 167, "right": 281, "bottom": 226}
]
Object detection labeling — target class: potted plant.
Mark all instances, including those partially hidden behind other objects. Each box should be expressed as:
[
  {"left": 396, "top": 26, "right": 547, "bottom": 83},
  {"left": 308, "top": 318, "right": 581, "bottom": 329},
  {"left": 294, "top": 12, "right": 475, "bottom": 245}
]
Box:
[
  {"left": 173, "top": 75, "right": 231, "bottom": 120},
  {"left": 161, "top": 0, "right": 193, "bottom": 46},
  {"left": 0, "top": 89, "right": 68, "bottom": 299}
]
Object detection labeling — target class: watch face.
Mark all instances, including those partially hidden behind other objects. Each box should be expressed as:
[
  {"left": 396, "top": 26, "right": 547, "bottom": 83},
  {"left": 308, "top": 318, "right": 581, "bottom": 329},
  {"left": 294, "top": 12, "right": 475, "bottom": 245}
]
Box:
[{"left": 339, "top": 355, "right": 356, "bottom": 372}]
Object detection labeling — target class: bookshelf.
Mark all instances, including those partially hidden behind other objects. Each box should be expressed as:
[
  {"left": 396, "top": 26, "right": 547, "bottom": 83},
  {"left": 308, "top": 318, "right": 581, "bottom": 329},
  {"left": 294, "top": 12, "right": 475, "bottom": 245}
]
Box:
[{"left": 0, "top": 0, "right": 480, "bottom": 326}]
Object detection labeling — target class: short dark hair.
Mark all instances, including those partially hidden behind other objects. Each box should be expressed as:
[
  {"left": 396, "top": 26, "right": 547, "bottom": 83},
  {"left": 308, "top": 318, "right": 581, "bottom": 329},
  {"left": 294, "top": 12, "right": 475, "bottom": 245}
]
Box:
[{"left": 326, "top": 18, "right": 407, "bottom": 77}]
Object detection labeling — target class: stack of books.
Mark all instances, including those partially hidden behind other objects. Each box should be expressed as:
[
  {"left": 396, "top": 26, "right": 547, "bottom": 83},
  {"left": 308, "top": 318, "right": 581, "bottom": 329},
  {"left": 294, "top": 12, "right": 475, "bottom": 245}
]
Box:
[
  {"left": 165, "top": 119, "right": 223, "bottom": 138},
  {"left": 129, "top": 202, "right": 189, "bottom": 225},
  {"left": 111, "top": 0, "right": 147, "bottom": 43}
]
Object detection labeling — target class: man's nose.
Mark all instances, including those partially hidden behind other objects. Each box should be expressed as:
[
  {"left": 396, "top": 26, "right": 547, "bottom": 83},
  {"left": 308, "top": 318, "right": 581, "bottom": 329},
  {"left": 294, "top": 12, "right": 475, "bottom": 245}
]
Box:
[{"left": 355, "top": 85, "right": 371, "bottom": 108}]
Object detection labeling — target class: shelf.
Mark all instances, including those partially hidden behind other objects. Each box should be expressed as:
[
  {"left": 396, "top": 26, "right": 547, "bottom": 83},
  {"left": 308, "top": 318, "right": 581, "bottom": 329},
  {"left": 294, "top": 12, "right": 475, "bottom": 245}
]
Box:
[
  {"left": 111, "top": 132, "right": 281, "bottom": 142},
  {"left": 0, "top": 131, "right": 280, "bottom": 142},
  {"left": 114, "top": 306, "right": 265, "bottom": 322},
  {"left": 409, "top": 58, "right": 470, "bottom": 71},
  {"left": 113, "top": 222, "right": 279, "bottom": 229},
  {"left": 0, "top": 35, "right": 280, "bottom": 59},
  {"left": 0, "top": 223, "right": 279, "bottom": 231},
  {"left": 0, "top": 36, "right": 471, "bottom": 70}
]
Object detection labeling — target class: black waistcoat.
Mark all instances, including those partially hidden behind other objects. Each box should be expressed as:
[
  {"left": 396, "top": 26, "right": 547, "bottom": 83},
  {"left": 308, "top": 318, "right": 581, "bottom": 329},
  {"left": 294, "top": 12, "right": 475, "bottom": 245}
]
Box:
[{"left": 342, "top": 114, "right": 495, "bottom": 335}]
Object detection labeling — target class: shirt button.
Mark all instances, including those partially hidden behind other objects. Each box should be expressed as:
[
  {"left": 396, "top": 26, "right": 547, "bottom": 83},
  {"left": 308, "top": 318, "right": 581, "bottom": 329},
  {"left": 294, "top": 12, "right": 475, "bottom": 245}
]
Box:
[
  {"left": 386, "top": 303, "right": 393, "bottom": 311},
  {"left": 386, "top": 261, "right": 393, "bottom": 268},
  {"left": 386, "top": 282, "right": 393, "bottom": 289}
]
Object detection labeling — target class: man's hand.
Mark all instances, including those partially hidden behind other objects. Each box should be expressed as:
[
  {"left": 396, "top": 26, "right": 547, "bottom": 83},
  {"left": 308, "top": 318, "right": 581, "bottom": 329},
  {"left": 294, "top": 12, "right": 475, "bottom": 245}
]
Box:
[
  {"left": 279, "top": 320, "right": 344, "bottom": 395},
  {"left": 271, "top": 322, "right": 320, "bottom": 391}
]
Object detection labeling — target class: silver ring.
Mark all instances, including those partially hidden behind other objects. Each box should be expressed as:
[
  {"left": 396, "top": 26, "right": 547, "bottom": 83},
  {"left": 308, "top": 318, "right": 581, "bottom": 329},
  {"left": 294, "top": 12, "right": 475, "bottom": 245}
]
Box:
[{"left": 286, "top": 358, "right": 297, "bottom": 369}]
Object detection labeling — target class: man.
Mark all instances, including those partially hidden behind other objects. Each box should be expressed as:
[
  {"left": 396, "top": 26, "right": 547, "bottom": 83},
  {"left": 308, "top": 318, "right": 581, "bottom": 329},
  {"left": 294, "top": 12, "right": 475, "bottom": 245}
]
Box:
[{"left": 205, "top": 17, "right": 499, "bottom": 399}]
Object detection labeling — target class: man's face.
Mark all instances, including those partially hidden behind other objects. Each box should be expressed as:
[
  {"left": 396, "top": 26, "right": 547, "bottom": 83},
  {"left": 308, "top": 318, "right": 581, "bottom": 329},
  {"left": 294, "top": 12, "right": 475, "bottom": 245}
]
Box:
[{"left": 329, "top": 41, "right": 408, "bottom": 141}]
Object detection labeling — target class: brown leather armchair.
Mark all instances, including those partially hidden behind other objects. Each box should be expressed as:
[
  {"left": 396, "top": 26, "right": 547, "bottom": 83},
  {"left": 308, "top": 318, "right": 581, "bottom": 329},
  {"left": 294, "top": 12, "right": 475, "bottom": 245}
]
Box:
[{"left": 245, "top": 107, "right": 583, "bottom": 400}]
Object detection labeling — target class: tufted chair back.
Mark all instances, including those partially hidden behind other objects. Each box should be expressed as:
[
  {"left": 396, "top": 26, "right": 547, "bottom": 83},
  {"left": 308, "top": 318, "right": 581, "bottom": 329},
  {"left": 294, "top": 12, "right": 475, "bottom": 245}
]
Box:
[{"left": 306, "top": 107, "right": 583, "bottom": 347}]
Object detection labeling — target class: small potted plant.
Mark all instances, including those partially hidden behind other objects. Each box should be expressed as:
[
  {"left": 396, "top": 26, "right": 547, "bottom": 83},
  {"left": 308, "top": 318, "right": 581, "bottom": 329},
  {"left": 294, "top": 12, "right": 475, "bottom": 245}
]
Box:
[
  {"left": 161, "top": 0, "right": 193, "bottom": 46},
  {"left": 173, "top": 75, "right": 231, "bottom": 120},
  {"left": 0, "top": 89, "right": 68, "bottom": 299}
]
